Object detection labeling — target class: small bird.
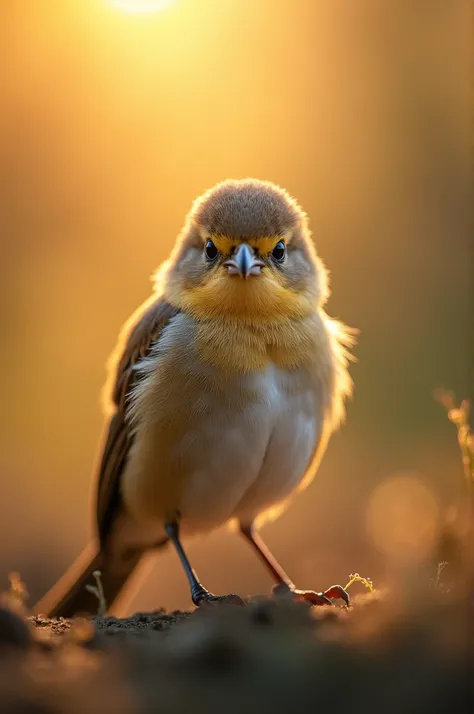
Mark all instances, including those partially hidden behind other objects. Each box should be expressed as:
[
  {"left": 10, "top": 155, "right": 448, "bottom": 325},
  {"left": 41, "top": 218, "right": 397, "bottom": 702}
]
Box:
[{"left": 35, "top": 178, "right": 356, "bottom": 617}]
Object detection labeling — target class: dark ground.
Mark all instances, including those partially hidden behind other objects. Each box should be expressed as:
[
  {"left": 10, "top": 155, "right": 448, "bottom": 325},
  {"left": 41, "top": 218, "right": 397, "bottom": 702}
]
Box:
[{"left": 0, "top": 567, "right": 473, "bottom": 714}]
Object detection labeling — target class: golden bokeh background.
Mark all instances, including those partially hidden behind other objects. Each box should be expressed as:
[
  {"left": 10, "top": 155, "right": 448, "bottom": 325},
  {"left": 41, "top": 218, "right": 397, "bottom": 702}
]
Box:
[{"left": 1, "top": 0, "right": 471, "bottom": 612}]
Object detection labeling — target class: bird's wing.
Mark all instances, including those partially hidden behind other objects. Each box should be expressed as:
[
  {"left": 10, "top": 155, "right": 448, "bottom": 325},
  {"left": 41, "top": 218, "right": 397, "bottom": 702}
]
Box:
[{"left": 96, "top": 295, "right": 179, "bottom": 544}]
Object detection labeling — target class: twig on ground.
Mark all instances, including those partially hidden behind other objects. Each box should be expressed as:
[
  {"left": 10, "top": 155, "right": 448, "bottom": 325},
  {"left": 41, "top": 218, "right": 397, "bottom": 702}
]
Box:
[{"left": 85, "top": 570, "right": 107, "bottom": 617}]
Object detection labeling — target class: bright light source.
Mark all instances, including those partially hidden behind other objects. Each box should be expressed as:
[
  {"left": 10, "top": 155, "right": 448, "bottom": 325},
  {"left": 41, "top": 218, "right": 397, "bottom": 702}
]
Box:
[{"left": 107, "top": 0, "right": 174, "bottom": 13}]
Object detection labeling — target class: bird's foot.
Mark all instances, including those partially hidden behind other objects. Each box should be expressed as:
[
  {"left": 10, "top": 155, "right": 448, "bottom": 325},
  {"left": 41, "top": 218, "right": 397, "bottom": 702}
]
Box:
[
  {"left": 273, "top": 582, "right": 350, "bottom": 607},
  {"left": 191, "top": 584, "right": 245, "bottom": 608},
  {"left": 293, "top": 585, "right": 350, "bottom": 607}
]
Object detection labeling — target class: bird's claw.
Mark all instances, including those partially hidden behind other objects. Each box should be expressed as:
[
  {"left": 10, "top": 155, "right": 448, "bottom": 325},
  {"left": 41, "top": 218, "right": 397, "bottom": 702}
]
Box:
[
  {"left": 321, "top": 584, "right": 351, "bottom": 606},
  {"left": 292, "top": 589, "right": 333, "bottom": 606},
  {"left": 272, "top": 582, "right": 350, "bottom": 607},
  {"left": 192, "top": 587, "right": 245, "bottom": 608}
]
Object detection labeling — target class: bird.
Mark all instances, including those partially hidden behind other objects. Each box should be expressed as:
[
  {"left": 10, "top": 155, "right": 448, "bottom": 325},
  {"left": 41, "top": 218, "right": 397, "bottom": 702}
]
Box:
[{"left": 35, "top": 178, "right": 356, "bottom": 618}]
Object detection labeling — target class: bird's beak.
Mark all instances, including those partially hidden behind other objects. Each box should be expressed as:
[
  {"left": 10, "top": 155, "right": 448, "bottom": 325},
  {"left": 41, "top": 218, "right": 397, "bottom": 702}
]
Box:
[{"left": 223, "top": 243, "right": 264, "bottom": 279}]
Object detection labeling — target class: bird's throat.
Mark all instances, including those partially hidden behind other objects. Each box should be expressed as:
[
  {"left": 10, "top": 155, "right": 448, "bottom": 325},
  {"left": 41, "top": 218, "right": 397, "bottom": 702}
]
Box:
[{"left": 193, "top": 313, "right": 327, "bottom": 374}]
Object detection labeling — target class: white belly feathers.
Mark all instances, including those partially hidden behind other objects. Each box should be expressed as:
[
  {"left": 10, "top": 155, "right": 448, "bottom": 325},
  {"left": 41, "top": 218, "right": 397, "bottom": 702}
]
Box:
[
  {"left": 122, "top": 314, "right": 326, "bottom": 538},
  {"left": 175, "top": 363, "right": 321, "bottom": 533}
]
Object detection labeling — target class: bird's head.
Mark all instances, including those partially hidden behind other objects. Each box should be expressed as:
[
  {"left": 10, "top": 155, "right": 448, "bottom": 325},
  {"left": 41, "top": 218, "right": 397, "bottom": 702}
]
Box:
[{"left": 160, "top": 179, "right": 329, "bottom": 323}]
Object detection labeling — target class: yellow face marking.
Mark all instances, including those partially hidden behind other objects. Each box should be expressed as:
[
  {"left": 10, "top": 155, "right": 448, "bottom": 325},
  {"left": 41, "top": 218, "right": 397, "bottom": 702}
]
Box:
[
  {"left": 197, "top": 229, "right": 292, "bottom": 256},
  {"left": 177, "top": 268, "right": 312, "bottom": 324}
]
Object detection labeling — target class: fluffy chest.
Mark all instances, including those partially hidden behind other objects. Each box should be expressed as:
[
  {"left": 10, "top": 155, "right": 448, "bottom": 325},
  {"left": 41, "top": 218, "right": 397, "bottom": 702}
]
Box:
[
  {"left": 175, "top": 361, "right": 320, "bottom": 471},
  {"left": 168, "top": 360, "right": 321, "bottom": 531},
  {"left": 125, "top": 314, "right": 327, "bottom": 532}
]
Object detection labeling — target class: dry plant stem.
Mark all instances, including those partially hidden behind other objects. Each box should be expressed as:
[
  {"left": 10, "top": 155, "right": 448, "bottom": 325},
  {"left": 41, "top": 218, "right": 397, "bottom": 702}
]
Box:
[
  {"left": 344, "top": 573, "right": 374, "bottom": 592},
  {"left": 458, "top": 422, "right": 474, "bottom": 520},
  {"left": 436, "top": 562, "right": 448, "bottom": 587},
  {"left": 435, "top": 391, "right": 474, "bottom": 527},
  {"left": 0, "top": 572, "right": 30, "bottom": 615},
  {"left": 85, "top": 570, "right": 107, "bottom": 617}
]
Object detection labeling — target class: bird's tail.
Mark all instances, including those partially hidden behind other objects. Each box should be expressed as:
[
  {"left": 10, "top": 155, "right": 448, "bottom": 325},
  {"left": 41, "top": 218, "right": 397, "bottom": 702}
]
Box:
[{"left": 34, "top": 541, "right": 144, "bottom": 619}]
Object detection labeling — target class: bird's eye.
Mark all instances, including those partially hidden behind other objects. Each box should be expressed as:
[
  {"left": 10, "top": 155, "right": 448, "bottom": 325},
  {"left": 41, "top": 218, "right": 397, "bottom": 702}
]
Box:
[
  {"left": 204, "top": 239, "right": 218, "bottom": 262},
  {"left": 271, "top": 241, "right": 286, "bottom": 262}
]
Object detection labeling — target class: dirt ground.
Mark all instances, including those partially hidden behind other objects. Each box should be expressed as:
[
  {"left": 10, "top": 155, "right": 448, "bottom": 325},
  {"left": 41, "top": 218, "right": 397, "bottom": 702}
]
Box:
[{"left": 0, "top": 576, "right": 472, "bottom": 714}]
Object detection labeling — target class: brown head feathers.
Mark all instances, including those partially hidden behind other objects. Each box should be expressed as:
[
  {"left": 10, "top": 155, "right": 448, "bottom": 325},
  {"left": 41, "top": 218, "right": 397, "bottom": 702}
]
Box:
[{"left": 190, "top": 178, "right": 305, "bottom": 242}]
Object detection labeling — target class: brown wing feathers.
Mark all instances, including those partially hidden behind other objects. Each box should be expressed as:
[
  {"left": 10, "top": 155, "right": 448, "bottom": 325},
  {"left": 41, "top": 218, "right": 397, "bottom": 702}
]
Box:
[
  {"left": 96, "top": 297, "right": 179, "bottom": 544},
  {"left": 34, "top": 296, "right": 179, "bottom": 618}
]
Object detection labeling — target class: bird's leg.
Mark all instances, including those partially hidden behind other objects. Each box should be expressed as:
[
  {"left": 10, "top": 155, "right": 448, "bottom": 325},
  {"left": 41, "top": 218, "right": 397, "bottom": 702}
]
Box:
[
  {"left": 164, "top": 520, "right": 245, "bottom": 607},
  {"left": 240, "top": 523, "right": 350, "bottom": 607}
]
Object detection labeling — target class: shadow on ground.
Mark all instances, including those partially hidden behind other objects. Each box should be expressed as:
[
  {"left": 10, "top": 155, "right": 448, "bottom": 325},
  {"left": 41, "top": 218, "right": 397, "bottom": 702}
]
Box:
[{"left": 0, "top": 560, "right": 472, "bottom": 714}]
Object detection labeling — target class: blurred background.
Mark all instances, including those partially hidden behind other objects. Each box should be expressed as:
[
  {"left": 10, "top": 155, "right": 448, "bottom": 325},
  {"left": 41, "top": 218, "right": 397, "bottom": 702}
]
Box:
[{"left": 0, "top": 0, "right": 471, "bottom": 613}]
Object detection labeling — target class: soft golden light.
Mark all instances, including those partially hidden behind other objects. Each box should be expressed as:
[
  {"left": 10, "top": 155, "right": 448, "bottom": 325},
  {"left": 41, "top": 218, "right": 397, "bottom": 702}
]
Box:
[
  {"left": 366, "top": 472, "right": 440, "bottom": 564},
  {"left": 107, "top": 0, "right": 174, "bottom": 13}
]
